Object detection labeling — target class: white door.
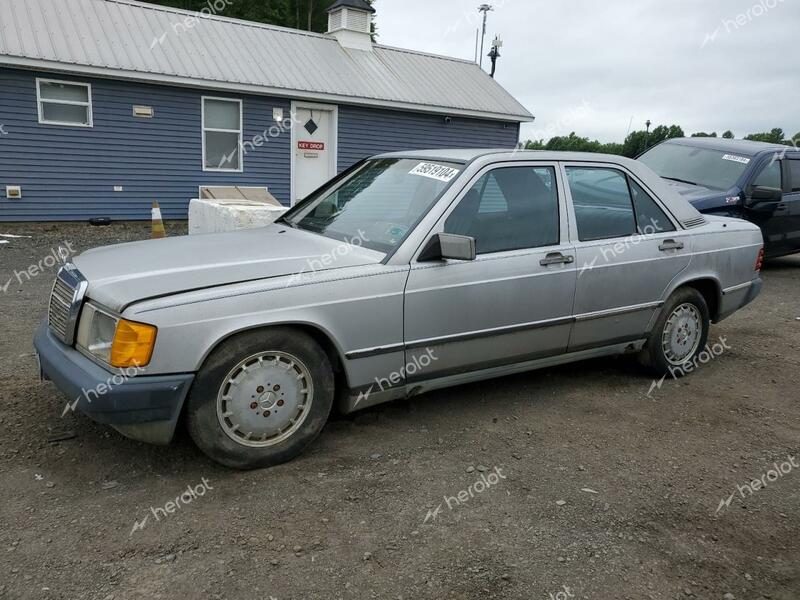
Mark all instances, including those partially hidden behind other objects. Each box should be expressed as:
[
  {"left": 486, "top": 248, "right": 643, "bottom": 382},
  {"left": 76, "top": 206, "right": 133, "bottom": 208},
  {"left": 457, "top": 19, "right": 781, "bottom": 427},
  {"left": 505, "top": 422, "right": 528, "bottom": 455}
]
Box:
[{"left": 292, "top": 102, "right": 338, "bottom": 204}]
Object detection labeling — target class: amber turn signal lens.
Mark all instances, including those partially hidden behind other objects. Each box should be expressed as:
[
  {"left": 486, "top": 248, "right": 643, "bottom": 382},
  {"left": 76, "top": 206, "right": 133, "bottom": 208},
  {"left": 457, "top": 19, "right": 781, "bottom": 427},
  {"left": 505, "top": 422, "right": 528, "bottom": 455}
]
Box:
[{"left": 110, "top": 319, "right": 157, "bottom": 368}]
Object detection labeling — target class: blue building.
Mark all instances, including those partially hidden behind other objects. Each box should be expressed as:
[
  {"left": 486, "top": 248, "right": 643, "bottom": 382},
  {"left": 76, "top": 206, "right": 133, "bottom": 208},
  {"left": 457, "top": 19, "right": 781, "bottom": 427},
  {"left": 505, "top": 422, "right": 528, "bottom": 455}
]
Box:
[{"left": 0, "top": 0, "right": 532, "bottom": 221}]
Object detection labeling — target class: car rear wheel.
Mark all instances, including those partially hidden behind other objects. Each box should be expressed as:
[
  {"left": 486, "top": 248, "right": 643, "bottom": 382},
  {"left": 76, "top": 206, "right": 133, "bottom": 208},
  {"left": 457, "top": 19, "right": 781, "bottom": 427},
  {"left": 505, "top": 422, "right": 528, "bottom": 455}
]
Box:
[
  {"left": 640, "top": 287, "right": 710, "bottom": 377},
  {"left": 186, "top": 328, "right": 334, "bottom": 470}
]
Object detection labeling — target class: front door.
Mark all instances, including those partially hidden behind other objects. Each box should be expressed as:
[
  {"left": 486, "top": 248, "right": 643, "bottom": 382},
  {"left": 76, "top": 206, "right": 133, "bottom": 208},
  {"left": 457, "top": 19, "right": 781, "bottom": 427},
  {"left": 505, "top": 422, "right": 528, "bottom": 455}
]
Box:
[
  {"left": 292, "top": 102, "right": 337, "bottom": 204},
  {"left": 403, "top": 163, "right": 577, "bottom": 381},
  {"left": 745, "top": 156, "right": 791, "bottom": 256}
]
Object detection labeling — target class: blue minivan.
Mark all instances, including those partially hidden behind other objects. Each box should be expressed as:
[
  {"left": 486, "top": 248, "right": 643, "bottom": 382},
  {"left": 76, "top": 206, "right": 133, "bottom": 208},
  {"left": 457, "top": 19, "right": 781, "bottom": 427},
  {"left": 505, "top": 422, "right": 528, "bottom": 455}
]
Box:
[{"left": 639, "top": 138, "right": 800, "bottom": 258}]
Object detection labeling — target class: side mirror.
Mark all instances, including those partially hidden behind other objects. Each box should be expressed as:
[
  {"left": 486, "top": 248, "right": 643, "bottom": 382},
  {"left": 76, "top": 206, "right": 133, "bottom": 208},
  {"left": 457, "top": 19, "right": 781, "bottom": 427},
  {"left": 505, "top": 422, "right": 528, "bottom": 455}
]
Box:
[
  {"left": 418, "top": 233, "right": 476, "bottom": 262},
  {"left": 748, "top": 186, "right": 783, "bottom": 204}
]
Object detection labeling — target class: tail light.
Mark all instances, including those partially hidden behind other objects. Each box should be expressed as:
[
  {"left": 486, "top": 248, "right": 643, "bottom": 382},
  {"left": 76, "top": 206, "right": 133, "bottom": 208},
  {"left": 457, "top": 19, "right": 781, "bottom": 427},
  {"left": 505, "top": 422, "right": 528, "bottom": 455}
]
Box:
[{"left": 755, "top": 247, "right": 765, "bottom": 272}]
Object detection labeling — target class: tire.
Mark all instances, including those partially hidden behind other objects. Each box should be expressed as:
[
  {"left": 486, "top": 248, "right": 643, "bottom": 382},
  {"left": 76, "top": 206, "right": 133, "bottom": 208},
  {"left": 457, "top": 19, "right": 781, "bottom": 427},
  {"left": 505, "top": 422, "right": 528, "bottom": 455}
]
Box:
[
  {"left": 639, "top": 287, "right": 711, "bottom": 377},
  {"left": 186, "top": 328, "right": 334, "bottom": 470}
]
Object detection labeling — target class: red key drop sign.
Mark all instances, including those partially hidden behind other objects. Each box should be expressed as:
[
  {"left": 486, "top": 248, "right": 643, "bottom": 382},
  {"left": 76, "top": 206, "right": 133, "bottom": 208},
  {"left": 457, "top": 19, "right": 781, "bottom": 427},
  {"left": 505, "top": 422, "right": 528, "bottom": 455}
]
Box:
[{"left": 298, "top": 141, "right": 325, "bottom": 151}]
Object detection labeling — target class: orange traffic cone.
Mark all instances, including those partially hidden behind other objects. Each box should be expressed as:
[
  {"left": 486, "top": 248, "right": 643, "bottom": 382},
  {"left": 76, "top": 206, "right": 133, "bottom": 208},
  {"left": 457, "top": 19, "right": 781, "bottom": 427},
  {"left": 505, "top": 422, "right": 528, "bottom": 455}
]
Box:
[{"left": 151, "top": 201, "right": 166, "bottom": 239}]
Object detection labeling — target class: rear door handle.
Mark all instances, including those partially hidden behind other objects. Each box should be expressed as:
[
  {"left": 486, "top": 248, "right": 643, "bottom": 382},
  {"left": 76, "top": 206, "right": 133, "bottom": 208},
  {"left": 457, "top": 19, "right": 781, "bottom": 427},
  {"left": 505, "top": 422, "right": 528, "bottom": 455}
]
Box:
[
  {"left": 540, "top": 252, "right": 575, "bottom": 266},
  {"left": 659, "top": 239, "right": 685, "bottom": 252}
]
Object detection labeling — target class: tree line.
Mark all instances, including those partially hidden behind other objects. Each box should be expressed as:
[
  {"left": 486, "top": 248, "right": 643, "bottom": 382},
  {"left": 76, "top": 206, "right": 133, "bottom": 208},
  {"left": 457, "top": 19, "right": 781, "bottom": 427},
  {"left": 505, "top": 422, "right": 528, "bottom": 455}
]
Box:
[
  {"left": 144, "top": 0, "right": 376, "bottom": 34},
  {"left": 524, "top": 127, "right": 800, "bottom": 158}
]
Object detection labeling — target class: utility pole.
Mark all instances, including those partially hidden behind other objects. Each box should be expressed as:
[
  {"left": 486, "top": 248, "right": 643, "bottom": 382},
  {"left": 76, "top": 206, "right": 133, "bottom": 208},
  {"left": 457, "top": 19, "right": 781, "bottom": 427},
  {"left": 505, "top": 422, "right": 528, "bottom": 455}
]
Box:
[
  {"left": 477, "top": 4, "right": 493, "bottom": 69},
  {"left": 307, "top": 0, "right": 314, "bottom": 31}
]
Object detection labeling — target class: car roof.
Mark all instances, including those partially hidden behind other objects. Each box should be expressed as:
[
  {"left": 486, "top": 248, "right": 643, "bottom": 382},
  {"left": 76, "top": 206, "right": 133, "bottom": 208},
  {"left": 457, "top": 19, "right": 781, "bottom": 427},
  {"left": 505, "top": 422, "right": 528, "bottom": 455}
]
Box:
[
  {"left": 374, "top": 148, "right": 641, "bottom": 164},
  {"left": 658, "top": 137, "right": 790, "bottom": 157}
]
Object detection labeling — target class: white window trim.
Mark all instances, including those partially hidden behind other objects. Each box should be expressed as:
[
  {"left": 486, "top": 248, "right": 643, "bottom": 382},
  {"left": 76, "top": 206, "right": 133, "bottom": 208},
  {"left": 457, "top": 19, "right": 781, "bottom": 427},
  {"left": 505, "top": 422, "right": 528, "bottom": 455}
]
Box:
[
  {"left": 36, "top": 78, "right": 93, "bottom": 128},
  {"left": 202, "top": 96, "right": 243, "bottom": 173}
]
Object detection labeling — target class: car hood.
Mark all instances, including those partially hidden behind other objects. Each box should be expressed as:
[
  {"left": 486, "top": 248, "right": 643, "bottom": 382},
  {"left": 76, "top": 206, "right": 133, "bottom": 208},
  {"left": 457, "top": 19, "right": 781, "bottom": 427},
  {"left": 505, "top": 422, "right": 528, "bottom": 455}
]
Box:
[
  {"left": 664, "top": 180, "right": 740, "bottom": 212},
  {"left": 73, "top": 225, "right": 384, "bottom": 312}
]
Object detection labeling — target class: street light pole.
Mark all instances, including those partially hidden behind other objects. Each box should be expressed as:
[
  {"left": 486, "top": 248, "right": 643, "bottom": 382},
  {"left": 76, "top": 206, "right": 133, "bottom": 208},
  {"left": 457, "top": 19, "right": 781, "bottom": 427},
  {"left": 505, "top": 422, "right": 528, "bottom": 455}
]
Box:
[{"left": 478, "top": 4, "right": 493, "bottom": 69}]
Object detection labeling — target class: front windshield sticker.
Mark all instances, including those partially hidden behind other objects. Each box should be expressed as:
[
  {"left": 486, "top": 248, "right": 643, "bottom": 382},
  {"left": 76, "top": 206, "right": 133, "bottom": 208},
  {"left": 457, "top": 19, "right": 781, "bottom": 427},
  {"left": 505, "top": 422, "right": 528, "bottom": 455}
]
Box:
[
  {"left": 721, "top": 154, "right": 751, "bottom": 165},
  {"left": 409, "top": 162, "right": 461, "bottom": 182}
]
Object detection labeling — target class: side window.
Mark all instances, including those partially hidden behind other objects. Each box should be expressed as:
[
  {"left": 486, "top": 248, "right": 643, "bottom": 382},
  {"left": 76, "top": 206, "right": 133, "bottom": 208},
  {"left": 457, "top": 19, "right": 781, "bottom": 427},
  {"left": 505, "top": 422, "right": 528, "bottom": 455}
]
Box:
[
  {"left": 566, "top": 168, "right": 636, "bottom": 241},
  {"left": 629, "top": 180, "right": 676, "bottom": 234},
  {"left": 753, "top": 160, "right": 782, "bottom": 189},
  {"left": 789, "top": 160, "right": 800, "bottom": 192},
  {"left": 444, "top": 166, "right": 559, "bottom": 255}
]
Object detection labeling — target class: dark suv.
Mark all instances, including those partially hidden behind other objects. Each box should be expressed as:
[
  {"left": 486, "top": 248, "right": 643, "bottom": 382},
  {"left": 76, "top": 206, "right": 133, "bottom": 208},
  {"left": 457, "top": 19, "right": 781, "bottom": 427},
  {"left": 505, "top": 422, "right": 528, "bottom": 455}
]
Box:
[{"left": 639, "top": 138, "right": 800, "bottom": 258}]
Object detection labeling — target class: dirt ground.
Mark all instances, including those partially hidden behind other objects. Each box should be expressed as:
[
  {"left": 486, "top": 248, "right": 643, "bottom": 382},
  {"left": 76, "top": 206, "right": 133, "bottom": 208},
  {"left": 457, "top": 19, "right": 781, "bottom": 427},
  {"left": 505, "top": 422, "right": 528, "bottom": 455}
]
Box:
[{"left": 0, "top": 221, "right": 798, "bottom": 600}]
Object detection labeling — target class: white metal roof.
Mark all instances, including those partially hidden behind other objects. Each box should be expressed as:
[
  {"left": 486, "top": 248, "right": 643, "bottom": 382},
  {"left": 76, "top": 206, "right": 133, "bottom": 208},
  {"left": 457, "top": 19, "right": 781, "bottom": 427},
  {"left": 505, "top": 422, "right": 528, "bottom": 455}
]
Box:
[{"left": 0, "top": 0, "right": 534, "bottom": 122}]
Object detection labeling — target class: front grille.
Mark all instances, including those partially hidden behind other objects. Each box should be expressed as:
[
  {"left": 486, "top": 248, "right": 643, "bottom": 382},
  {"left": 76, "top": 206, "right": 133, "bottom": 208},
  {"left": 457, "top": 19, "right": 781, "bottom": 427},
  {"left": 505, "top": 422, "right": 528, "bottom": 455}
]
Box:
[{"left": 48, "top": 265, "right": 87, "bottom": 345}]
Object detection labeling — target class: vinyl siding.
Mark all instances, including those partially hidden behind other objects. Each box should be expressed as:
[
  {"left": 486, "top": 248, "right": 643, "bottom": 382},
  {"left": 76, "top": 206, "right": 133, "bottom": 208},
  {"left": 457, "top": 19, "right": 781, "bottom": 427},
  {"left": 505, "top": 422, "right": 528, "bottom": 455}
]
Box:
[
  {"left": 0, "top": 67, "right": 520, "bottom": 222},
  {"left": 0, "top": 68, "right": 291, "bottom": 221},
  {"left": 338, "top": 105, "right": 520, "bottom": 171}
]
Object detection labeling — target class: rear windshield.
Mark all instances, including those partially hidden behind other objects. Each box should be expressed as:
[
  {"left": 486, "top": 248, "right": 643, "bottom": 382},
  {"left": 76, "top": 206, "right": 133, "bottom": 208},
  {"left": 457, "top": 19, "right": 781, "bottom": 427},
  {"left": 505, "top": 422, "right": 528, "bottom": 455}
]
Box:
[{"left": 639, "top": 143, "right": 751, "bottom": 190}]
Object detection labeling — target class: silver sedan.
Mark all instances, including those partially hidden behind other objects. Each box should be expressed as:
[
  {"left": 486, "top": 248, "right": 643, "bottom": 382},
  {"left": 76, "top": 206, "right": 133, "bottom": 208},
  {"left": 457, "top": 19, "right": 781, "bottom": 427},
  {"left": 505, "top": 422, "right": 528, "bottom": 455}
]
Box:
[{"left": 35, "top": 150, "right": 764, "bottom": 469}]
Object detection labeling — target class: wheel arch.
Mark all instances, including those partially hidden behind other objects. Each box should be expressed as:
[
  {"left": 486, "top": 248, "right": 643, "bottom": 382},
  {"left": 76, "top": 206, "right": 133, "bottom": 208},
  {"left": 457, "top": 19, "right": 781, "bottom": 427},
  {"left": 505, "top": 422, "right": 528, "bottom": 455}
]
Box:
[
  {"left": 663, "top": 275, "right": 723, "bottom": 322},
  {"left": 196, "top": 321, "right": 351, "bottom": 388}
]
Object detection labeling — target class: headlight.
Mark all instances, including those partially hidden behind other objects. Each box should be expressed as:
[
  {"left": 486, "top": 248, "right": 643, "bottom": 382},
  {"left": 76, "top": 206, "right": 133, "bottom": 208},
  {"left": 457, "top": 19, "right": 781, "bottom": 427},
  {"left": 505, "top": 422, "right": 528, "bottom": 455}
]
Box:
[{"left": 76, "top": 303, "right": 157, "bottom": 367}]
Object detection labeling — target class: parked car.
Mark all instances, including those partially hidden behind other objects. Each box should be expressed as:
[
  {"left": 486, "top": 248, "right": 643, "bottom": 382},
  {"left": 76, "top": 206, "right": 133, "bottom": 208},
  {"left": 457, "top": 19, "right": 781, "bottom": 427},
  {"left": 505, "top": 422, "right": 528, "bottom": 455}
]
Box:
[
  {"left": 639, "top": 137, "right": 800, "bottom": 258},
  {"left": 35, "top": 150, "right": 764, "bottom": 469}
]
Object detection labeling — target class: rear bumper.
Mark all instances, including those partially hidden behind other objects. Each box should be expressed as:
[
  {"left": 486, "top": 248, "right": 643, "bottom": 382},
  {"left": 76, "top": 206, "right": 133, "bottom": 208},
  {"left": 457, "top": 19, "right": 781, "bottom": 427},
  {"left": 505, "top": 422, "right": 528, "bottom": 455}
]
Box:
[
  {"left": 717, "top": 277, "right": 762, "bottom": 322},
  {"left": 33, "top": 321, "right": 194, "bottom": 445}
]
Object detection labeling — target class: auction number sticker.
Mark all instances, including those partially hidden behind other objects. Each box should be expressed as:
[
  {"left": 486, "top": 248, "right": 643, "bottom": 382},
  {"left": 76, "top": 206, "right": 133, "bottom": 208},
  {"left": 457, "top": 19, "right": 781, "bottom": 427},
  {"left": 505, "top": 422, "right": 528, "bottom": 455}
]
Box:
[
  {"left": 409, "top": 162, "right": 460, "bottom": 182},
  {"left": 721, "top": 154, "right": 751, "bottom": 165}
]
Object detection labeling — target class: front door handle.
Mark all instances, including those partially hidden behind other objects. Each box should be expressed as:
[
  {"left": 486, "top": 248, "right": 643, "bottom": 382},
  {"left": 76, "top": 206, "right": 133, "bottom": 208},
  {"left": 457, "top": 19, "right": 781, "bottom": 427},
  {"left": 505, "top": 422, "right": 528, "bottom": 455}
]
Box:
[
  {"left": 659, "top": 239, "right": 685, "bottom": 252},
  {"left": 540, "top": 252, "right": 575, "bottom": 266}
]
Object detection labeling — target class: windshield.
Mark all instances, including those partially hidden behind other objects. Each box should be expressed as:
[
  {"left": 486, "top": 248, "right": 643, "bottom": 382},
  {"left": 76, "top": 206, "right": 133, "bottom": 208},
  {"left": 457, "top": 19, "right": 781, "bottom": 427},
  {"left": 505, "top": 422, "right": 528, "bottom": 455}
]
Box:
[
  {"left": 639, "top": 143, "right": 751, "bottom": 191},
  {"left": 285, "top": 158, "right": 463, "bottom": 253}
]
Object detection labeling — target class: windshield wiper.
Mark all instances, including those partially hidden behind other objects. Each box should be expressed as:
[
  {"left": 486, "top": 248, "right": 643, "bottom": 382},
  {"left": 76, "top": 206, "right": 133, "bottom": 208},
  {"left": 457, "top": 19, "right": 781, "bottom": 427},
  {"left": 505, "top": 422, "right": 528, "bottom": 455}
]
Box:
[{"left": 663, "top": 176, "right": 702, "bottom": 187}]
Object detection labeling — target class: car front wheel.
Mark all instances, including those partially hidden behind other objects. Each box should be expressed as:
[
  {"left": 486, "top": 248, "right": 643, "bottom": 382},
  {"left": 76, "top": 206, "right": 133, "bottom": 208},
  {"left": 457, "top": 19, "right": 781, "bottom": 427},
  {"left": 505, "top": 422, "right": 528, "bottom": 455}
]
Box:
[
  {"left": 640, "top": 287, "right": 711, "bottom": 377},
  {"left": 186, "top": 328, "right": 334, "bottom": 470}
]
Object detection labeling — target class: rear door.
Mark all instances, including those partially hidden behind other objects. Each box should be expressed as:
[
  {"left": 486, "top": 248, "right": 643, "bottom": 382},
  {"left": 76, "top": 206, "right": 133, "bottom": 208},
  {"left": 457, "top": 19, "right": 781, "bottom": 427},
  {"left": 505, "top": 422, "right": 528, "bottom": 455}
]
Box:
[
  {"left": 563, "top": 163, "right": 691, "bottom": 351},
  {"left": 403, "top": 162, "right": 576, "bottom": 381}
]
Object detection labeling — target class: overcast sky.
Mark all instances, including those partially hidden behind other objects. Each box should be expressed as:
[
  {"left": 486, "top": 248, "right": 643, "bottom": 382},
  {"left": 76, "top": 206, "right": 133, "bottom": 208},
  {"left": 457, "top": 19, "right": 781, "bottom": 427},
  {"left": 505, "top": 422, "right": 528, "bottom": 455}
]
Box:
[{"left": 373, "top": 0, "right": 800, "bottom": 143}]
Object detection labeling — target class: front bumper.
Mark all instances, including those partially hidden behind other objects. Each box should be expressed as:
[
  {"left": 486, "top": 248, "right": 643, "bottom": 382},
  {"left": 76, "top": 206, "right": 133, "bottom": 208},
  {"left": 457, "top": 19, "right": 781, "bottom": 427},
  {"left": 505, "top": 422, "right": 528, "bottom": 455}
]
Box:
[{"left": 34, "top": 321, "right": 194, "bottom": 445}]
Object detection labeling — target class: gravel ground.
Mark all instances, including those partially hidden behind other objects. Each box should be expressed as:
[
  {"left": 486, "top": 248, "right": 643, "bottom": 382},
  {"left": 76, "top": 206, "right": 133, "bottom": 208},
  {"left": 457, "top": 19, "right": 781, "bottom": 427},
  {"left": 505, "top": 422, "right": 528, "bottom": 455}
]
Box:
[{"left": 0, "top": 221, "right": 798, "bottom": 600}]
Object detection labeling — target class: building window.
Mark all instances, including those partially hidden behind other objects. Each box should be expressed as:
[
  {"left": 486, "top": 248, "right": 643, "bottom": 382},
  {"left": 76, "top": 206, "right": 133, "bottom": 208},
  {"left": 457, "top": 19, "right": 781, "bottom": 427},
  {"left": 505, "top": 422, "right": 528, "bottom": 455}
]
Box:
[
  {"left": 203, "top": 97, "right": 242, "bottom": 172},
  {"left": 36, "top": 79, "right": 92, "bottom": 127}
]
